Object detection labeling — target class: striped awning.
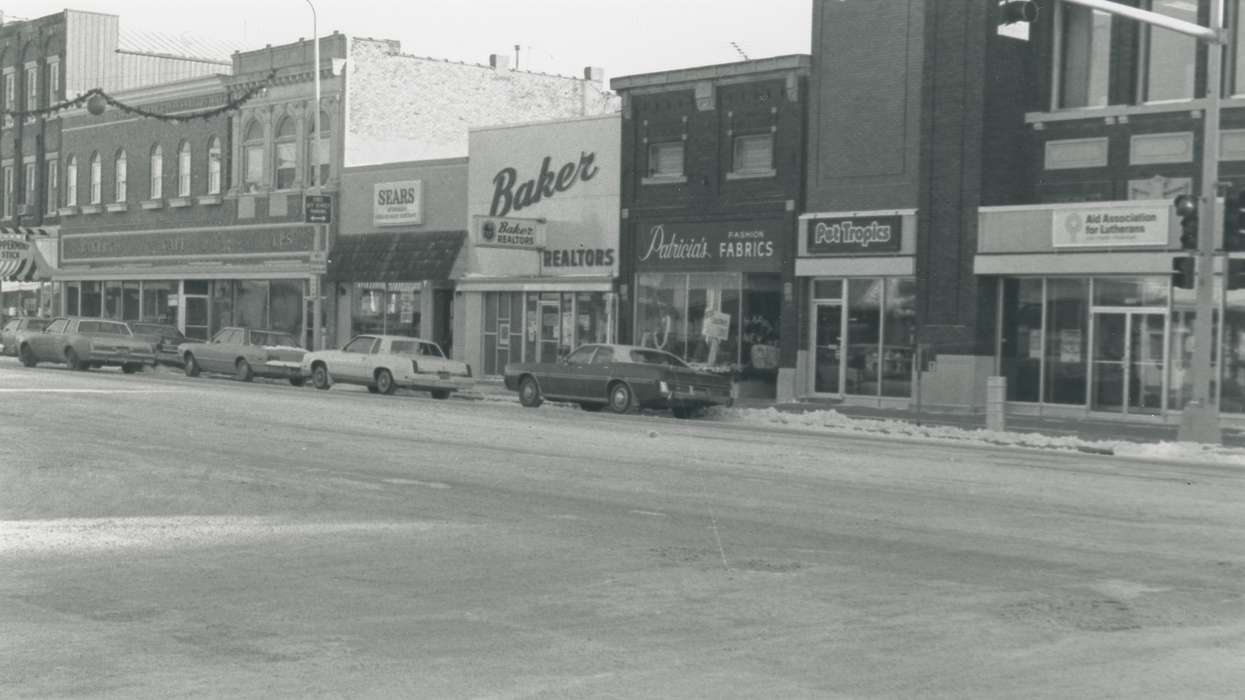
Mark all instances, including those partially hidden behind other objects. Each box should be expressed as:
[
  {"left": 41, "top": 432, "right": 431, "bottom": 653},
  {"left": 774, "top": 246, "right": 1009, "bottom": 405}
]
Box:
[{"left": 1, "top": 228, "right": 56, "bottom": 283}]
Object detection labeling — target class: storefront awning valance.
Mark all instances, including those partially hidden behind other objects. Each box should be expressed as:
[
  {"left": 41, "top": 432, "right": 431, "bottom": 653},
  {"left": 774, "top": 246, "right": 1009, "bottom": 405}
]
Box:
[
  {"left": 0, "top": 228, "right": 56, "bottom": 283},
  {"left": 328, "top": 231, "right": 465, "bottom": 283}
]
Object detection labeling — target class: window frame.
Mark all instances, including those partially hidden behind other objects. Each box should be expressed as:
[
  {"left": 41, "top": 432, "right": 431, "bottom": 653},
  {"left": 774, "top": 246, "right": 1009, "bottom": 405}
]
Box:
[
  {"left": 1052, "top": 0, "right": 1115, "bottom": 111},
  {"left": 22, "top": 160, "right": 35, "bottom": 211},
  {"left": 2, "top": 71, "right": 14, "bottom": 127},
  {"left": 1136, "top": 0, "right": 1197, "bottom": 104},
  {"left": 207, "top": 136, "right": 222, "bottom": 194},
  {"left": 2, "top": 164, "right": 13, "bottom": 218},
  {"left": 307, "top": 110, "right": 331, "bottom": 187},
  {"left": 243, "top": 121, "right": 265, "bottom": 193},
  {"left": 23, "top": 63, "right": 37, "bottom": 114},
  {"left": 644, "top": 140, "right": 686, "bottom": 184},
  {"left": 177, "top": 140, "right": 192, "bottom": 197},
  {"left": 273, "top": 116, "right": 297, "bottom": 190},
  {"left": 727, "top": 131, "right": 776, "bottom": 179},
  {"left": 45, "top": 158, "right": 57, "bottom": 213},
  {"left": 149, "top": 144, "right": 163, "bottom": 199},
  {"left": 65, "top": 155, "right": 78, "bottom": 207},
  {"left": 113, "top": 149, "right": 127, "bottom": 203}
]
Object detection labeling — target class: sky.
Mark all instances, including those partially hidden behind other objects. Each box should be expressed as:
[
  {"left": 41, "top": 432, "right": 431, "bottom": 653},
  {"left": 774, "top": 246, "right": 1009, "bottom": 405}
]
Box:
[{"left": 7, "top": 0, "right": 812, "bottom": 82}]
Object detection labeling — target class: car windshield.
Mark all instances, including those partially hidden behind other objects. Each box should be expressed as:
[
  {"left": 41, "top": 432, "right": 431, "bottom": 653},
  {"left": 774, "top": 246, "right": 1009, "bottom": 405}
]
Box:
[
  {"left": 629, "top": 349, "right": 688, "bottom": 368},
  {"left": 251, "top": 332, "right": 299, "bottom": 348},
  {"left": 25, "top": 319, "right": 51, "bottom": 331},
  {"left": 80, "top": 321, "right": 132, "bottom": 336}
]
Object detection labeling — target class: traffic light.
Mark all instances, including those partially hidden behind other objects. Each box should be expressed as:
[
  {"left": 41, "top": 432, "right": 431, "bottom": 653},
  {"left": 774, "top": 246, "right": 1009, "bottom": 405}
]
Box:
[
  {"left": 1000, "top": 1, "right": 1040, "bottom": 24},
  {"left": 1174, "top": 194, "right": 1199, "bottom": 250},
  {"left": 1173, "top": 256, "right": 1196, "bottom": 290},
  {"left": 1225, "top": 191, "right": 1245, "bottom": 251}
]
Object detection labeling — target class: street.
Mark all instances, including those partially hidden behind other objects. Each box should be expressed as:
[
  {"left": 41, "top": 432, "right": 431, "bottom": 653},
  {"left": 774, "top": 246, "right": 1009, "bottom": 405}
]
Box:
[{"left": 1, "top": 359, "right": 1243, "bottom": 698}]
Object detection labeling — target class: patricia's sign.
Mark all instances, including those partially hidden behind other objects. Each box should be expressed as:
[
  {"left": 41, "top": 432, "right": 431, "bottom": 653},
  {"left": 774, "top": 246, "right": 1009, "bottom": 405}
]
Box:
[
  {"left": 474, "top": 215, "right": 547, "bottom": 249},
  {"left": 373, "top": 180, "right": 423, "bottom": 227},
  {"left": 634, "top": 220, "right": 785, "bottom": 272},
  {"left": 1052, "top": 204, "right": 1169, "bottom": 248},
  {"left": 807, "top": 215, "right": 902, "bottom": 254}
]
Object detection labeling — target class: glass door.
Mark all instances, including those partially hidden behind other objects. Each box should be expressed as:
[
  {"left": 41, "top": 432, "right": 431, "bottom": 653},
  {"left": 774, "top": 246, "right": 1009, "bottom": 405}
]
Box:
[
  {"left": 538, "top": 301, "right": 560, "bottom": 363},
  {"left": 812, "top": 302, "right": 843, "bottom": 394},
  {"left": 1091, "top": 310, "right": 1167, "bottom": 414}
]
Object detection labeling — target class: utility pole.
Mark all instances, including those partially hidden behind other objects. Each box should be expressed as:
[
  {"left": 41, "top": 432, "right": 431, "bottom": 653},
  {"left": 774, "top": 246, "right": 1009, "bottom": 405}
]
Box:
[
  {"left": 1059, "top": 0, "right": 1225, "bottom": 443},
  {"left": 306, "top": 0, "right": 324, "bottom": 351}
]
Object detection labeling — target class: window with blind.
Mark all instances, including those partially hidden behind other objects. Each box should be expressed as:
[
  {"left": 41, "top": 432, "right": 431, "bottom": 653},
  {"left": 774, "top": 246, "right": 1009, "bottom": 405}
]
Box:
[
  {"left": 731, "top": 133, "right": 774, "bottom": 176},
  {"left": 647, "top": 141, "right": 684, "bottom": 178}
]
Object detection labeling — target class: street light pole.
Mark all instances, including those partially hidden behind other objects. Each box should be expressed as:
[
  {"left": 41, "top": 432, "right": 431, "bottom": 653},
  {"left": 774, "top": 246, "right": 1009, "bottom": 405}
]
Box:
[
  {"left": 306, "top": 0, "right": 324, "bottom": 351},
  {"left": 1060, "top": 0, "right": 1226, "bottom": 443}
]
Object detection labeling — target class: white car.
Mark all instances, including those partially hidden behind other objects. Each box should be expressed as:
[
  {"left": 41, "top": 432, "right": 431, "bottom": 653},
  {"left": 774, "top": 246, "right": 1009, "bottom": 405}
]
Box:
[{"left": 301, "top": 334, "right": 472, "bottom": 398}]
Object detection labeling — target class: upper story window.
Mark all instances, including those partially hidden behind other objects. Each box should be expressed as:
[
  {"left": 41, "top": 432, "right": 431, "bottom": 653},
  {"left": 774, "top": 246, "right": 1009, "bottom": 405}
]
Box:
[
  {"left": 89, "top": 152, "right": 101, "bottom": 204},
  {"left": 207, "top": 137, "right": 222, "bottom": 194},
  {"left": 23, "top": 162, "right": 35, "bottom": 208},
  {"left": 243, "top": 120, "right": 264, "bottom": 192},
  {"left": 2, "top": 71, "right": 14, "bottom": 127},
  {"left": 177, "top": 141, "right": 191, "bottom": 196},
  {"left": 2, "top": 165, "right": 13, "bottom": 218},
  {"left": 114, "top": 150, "right": 127, "bottom": 203},
  {"left": 1057, "top": 3, "right": 1113, "bottom": 109},
  {"left": 274, "top": 117, "right": 297, "bottom": 190},
  {"left": 65, "top": 155, "right": 78, "bottom": 207},
  {"left": 149, "top": 144, "right": 163, "bottom": 199},
  {"left": 731, "top": 133, "right": 774, "bottom": 177},
  {"left": 307, "top": 111, "right": 330, "bottom": 187},
  {"left": 24, "top": 64, "right": 37, "bottom": 113},
  {"left": 45, "top": 159, "right": 57, "bottom": 214},
  {"left": 46, "top": 59, "right": 60, "bottom": 103},
  {"left": 1141, "top": 1, "right": 1196, "bottom": 102},
  {"left": 647, "top": 141, "right": 685, "bottom": 178}
]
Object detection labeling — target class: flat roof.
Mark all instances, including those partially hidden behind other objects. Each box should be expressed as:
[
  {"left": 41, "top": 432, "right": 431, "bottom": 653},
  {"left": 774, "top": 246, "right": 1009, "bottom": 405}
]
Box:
[{"left": 611, "top": 54, "right": 810, "bottom": 91}]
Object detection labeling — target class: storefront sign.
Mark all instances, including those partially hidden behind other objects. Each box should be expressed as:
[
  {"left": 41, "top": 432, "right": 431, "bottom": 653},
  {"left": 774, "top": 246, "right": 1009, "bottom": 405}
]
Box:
[
  {"left": 473, "top": 215, "right": 547, "bottom": 249},
  {"left": 490, "top": 152, "right": 599, "bottom": 218},
  {"left": 541, "top": 247, "right": 615, "bottom": 269},
  {"left": 373, "top": 180, "right": 423, "bottom": 227},
  {"left": 1052, "top": 204, "right": 1169, "bottom": 248},
  {"left": 62, "top": 226, "right": 317, "bottom": 261},
  {"left": 806, "top": 215, "right": 902, "bottom": 254},
  {"left": 0, "top": 235, "right": 33, "bottom": 279},
  {"left": 634, "top": 220, "right": 785, "bottom": 272}
]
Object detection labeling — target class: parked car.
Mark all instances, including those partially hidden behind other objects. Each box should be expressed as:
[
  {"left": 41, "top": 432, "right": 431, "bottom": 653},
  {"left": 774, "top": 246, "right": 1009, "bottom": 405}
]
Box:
[
  {"left": 0, "top": 317, "right": 52, "bottom": 356},
  {"left": 503, "top": 343, "right": 734, "bottom": 418},
  {"left": 128, "top": 322, "right": 188, "bottom": 367},
  {"left": 14, "top": 317, "right": 155, "bottom": 372},
  {"left": 178, "top": 326, "right": 306, "bottom": 385},
  {"left": 300, "top": 334, "right": 472, "bottom": 398}
]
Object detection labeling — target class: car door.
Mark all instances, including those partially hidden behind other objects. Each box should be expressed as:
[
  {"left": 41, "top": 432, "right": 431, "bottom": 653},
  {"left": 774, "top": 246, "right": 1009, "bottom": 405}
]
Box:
[
  {"left": 1, "top": 320, "right": 17, "bottom": 352},
  {"left": 336, "top": 336, "right": 378, "bottom": 382},
  {"left": 546, "top": 345, "right": 597, "bottom": 398},
  {"left": 579, "top": 346, "right": 616, "bottom": 399},
  {"left": 31, "top": 319, "right": 67, "bottom": 358},
  {"left": 202, "top": 328, "right": 238, "bottom": 372}
]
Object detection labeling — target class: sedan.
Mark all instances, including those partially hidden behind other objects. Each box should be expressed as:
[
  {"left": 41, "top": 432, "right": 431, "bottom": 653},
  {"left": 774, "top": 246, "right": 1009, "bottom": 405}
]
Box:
[
  {"left": 503, "top": 344, "right": 734, "bottom": 418},
  {"left": 1, "top": 317, "right": 52, "bottom": 356},
  {"left": 179, "top": 326, "right": 307, "bottom": 385},
  {"left": 14, "top": 317, "right": 155, "bottom": 372},
  {"left": 128, "top": 322, "right": 188, "bottom": 368},
  {"left": 301, "top": 334, "right": 472, "bottom": 397}
]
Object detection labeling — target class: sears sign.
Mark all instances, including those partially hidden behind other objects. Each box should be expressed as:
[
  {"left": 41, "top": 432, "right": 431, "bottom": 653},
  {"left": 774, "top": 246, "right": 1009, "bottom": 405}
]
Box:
[{"left": 373, "top": 180, "right": 423, "bottom": 228}]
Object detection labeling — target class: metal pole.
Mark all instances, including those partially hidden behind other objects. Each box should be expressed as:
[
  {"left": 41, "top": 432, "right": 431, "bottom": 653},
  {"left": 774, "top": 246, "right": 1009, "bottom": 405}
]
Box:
[
  {"left": 1059, "top": 0, "right": 1219, "bottom": 41},
  {"left": 306, "top": 0, "right": 324, "bottom": 350},
  {"left": 1180, "top": 0, "right": 1225, "bottom": 443}
]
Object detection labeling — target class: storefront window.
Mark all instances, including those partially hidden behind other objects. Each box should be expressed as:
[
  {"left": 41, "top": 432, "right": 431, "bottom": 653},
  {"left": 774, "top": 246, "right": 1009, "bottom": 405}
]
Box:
[
  {"left": 636, "top": 273, "right": 690, "bottom": 358},
  {"left": 64, "top": 283, "right": 79, "bottom": 316},
  {"left": 880, "top": 278, "right": 916, "bottom": 397},
  {"left": 1169, "top": 282, "right": 1221, "bottom": 410},
  {"left": 103, "top": 282, "right": 123, "bottom": 320},
  {"left": 1044, "top": 278, "right": 1089, "bottom": 404},
  {"left": 80, "top": 282, "right": 101, "bottom": 317},
  {"left": 122, "top": 281, "right": 140, "bottom": 321},
  {"left": 1093, "top": 276, "right": 1168, "bottom": 307},
  {"left": 350, "top": 283, "right": 420, "bottom": 337},
  {"left": 268, "top": 279, "right": 304, "bottom": 339},
  {"left": 1222, "top": 286, "right": 1245, "bottom": 413},
  {"left": 845, "top": 279, "right": 882, "bottom": 396},
  {"left": 141, "top": 281, "right": 176, "bottom": 323},
  {"left": 235, "top": 281, "right": 269, "bottom": 329},
  {"left": 1000, "top": 279, "right": 1043, "bottom": 402},
  {"left": 685, "top": 273, "right": 740, "bottom": 373}
]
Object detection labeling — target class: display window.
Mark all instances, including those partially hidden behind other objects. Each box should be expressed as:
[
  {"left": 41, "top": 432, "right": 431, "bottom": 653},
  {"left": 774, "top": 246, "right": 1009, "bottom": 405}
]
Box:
[
  {"left": 481, "top": 290, "right": 615, "bottom": 376},
  {"left": 350, "top": 282, "right": 420, "bottom": 337},
  {"left": 809, "top": 277, "right": 915, "bottom": 399}
]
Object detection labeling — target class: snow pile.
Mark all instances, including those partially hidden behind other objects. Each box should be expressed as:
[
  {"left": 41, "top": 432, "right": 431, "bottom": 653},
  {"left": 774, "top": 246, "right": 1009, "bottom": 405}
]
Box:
[{"left": 709, "top": 407, "right": 1245, "bottom": 466}]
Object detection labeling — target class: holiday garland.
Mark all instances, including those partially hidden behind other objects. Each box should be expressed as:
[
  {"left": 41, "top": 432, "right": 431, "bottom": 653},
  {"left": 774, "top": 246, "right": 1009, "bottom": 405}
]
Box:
[{"left": 1, "top": 69, "right": 277, "bottom": 123}]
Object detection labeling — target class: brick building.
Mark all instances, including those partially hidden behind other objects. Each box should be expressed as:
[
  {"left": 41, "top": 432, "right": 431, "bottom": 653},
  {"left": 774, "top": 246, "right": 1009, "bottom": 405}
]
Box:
[{"left": 612, "top": 56, "right": 810, "bottom": 401}]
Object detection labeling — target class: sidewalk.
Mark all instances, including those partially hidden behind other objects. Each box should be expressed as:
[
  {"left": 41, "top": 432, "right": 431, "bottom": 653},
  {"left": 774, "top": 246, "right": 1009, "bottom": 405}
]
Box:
[{"left": 467, "top": 377, "right": 1245, "bottom": 448}]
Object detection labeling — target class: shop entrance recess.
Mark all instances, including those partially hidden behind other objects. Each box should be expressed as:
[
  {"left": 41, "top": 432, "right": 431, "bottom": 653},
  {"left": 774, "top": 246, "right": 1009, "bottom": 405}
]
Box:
[
  {"left": 1089, "top": 308, "right": 1167, "bottom": 415},
  {"left": 181, "top": 280, "right": 211, "bottom": 341},
  {"left": 809, "top": 279, "right": 845, "bottom": 396}
]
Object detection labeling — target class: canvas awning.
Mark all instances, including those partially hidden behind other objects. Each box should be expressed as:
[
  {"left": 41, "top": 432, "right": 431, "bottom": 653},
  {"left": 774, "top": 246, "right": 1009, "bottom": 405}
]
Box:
[
  {"left": 328, "top": 231, "right": 465, "bottom": 283},
  {"left": 0, "top": 227, "right": 55, "bottom": 283}
]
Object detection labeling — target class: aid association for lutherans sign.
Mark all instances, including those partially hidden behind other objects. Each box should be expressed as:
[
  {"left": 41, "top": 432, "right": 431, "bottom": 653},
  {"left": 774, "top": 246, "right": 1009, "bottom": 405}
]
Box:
[
  {"left": 1052, "top": 203, "right": 1170, "bottom": 248},
  {"left": 807, "top": 215, "right": 903, "bottom": 254}
]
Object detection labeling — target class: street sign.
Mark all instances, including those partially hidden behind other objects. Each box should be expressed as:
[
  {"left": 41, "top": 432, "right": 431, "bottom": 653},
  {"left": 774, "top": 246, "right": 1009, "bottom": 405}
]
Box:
[{"left": 305, "top": 195, "right": 333, "bottom": 224}]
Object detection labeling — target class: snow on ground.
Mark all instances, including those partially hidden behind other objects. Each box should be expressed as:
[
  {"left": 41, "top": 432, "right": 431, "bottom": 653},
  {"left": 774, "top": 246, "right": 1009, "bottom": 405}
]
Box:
[{"left": 711, "top": 407, "right": 1245, "bottom": 467}]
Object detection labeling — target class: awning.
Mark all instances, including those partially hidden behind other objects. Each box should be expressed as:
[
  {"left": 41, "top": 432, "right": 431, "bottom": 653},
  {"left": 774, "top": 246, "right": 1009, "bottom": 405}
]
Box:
[
  {"left": 328, "top": 231, "right": 465, "bottom": 283},
  {"left": 0, "top": 227, "right": 55, "bottom": 283}
]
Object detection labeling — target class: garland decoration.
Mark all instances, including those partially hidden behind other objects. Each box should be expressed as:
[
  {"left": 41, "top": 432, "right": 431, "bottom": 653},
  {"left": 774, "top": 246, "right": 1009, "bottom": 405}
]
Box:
[{"left": 2, "top": 69, "right": 277, "bottom": 122}]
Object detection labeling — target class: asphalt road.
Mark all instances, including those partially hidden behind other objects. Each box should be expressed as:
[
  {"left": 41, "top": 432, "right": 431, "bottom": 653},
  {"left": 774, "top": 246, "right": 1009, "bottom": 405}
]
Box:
[{"left": 1, "top": 358, "right": 1243, "bottom": 699}]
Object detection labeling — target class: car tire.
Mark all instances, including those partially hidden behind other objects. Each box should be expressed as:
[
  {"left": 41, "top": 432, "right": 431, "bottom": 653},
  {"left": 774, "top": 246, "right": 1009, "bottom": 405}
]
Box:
[
  {"left": 366, "top": 384, "right": 379, "bottom": 394},
  {"left": 580, "top": 403, "right": 605, "bottom": 412},
  {"left": 18, "top": 344, "right": 36, "bottom": 367},
  {"left": 121, "top": 363, "right": 141, "bottom": 374},
  {"left": 607, "top": 381, "right": 635, "bottom": 415},
  {"left": 235, "top": 358, "right": 254, "bottom": 382},
  {"left": 519, "top": 376, "right": 543, "bottom": 408},
  {"left": 289, "top": 377, "right": 306, "bottom": 387},
  {"left": 65, "top": 348, "right": 87, "bottom": 371},
  {"left": 312, "top": 364, "right": 331, "bottom": 390},
  {"left": 430, "top": 389, "right": 451, "bottom": 400},
  {"left": 375, "top": 369, "right": 396, "bottom": 395},
  {"left": 184, "top": 353, "right": 201, "bottom": 377},
  {"left": 671, "top": 406, "right": 695, "bottom": 420}
]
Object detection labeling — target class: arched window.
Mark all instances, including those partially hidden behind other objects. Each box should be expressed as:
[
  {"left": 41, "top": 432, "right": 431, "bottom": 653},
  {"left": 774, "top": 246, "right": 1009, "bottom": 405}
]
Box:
[
  {"left": 274, "top": 117, "right": 297, "bottom": 190},
  {"left": 89, "top": 152, "right": 101, "bottom": 204},
  {"left": 65, "top": 155, "right": 78, "bottom": 207},
  {"left": 114, "top": 150, "right": 127, "bottom": 202},
  {"left": 307, "top": 111, "right": 331, "bottom": 187},
  {"left": 149, "top": 144, "right": 163, "bottom": 199},
  {"left": 177, "top": 141, "right": 192, "bottom": 196},
  {"left": 207, "top": 137, "right": 222, "bottom": 195},
  {"left": 243, "top": 120, "right": 264, "bottom": 192}
]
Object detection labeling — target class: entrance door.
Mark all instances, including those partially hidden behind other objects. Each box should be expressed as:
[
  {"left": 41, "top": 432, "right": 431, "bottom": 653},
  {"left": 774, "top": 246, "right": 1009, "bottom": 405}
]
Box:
[
  {"left": 812, "top": 302, "right": 843, "bottom": 394},
  {"left": 538, "top": 301, "right": 560, "bottom": 363},
  {"left": 1091, "top": 310, "right": 1166, "bottom": 414},
  {"left": 183, "top": 295, "right": 210, "bottom": 340}
]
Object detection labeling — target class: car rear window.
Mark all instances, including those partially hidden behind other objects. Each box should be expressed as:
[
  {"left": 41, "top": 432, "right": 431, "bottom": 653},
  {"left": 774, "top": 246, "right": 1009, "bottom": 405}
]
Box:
[
  {"left": 26, "top": 319, "right": 50, "bottom": 331},
  {"left": 629, "top": 349, "right": 687, "bottom": 367},
  {"left": 251, "top": 332, "right": 299, "bottom": 348},
  {"left": 80, "top": 321, "right": 131, "bottom": 335}
]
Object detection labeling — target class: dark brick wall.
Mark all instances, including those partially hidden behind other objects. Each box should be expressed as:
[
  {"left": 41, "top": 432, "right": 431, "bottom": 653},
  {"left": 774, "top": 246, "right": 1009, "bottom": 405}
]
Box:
[{"left": 0, "top": 12, "right": 66, "bottom": 228}]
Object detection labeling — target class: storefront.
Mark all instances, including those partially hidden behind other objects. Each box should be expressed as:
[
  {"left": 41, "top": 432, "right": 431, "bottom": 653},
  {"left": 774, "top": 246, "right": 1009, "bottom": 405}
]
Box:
[
  {"left": 458, "top": 114, "right": 620, "bottom": 376},
  {"left": 1, "top": 227, "right": 58, "bottom": 323},
  {"left": 978, "top": 199, "right": 1245, "bottom": 421},
  {"left": 631, "top": 219, "right": 787, "bottom": 398},
  {"left": 795, "top": 210, "right": 918, "bottom": 403},
  {"left": 54, "top": 223, "right": 324, "bottom": 343}
]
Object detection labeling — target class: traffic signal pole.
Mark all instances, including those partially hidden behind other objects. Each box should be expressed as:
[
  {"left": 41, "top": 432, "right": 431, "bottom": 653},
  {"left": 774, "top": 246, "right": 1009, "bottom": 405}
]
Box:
[{"left": 1060, "top": 0, "right": 1225, "bottom": 442}]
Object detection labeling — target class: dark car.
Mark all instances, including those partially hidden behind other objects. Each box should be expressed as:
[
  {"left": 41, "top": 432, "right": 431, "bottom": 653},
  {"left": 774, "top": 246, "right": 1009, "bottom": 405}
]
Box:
[
  {"left": 129, "top": 322, "right": 189, "bottom": 367},
  {"left": 178, "top": 326, "right": 306, "bottom": 385},
  {"left": 0, "top": 317, "right": 52, "bottom": 356},
  {"left": 503, "top": 343, "right": 734, "bottom": 418},
  {"left": 15, "top": 317, "right": 155, "bottom": 372}
]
